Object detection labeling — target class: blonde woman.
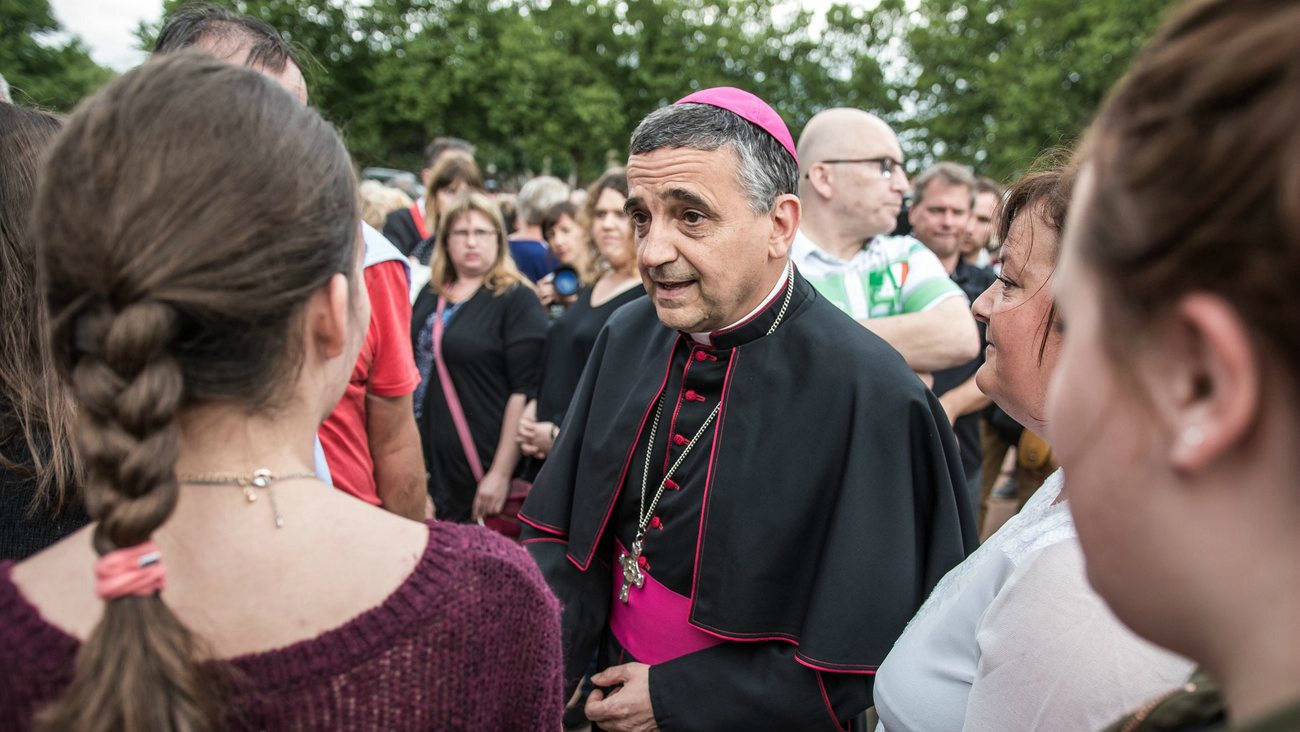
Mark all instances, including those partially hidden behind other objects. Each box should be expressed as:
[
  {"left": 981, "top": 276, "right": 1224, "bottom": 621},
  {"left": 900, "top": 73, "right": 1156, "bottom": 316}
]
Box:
[
  {"left": 359, "top": 179, "right": 413, "bottom": 231},
  {"left": 411, "top": 192, "right": 547, "bottom": 525}
]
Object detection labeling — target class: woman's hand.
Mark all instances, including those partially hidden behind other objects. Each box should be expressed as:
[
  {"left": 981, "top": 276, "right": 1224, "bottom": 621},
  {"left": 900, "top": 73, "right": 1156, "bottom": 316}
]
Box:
[
  {"left": 529, "top": 420, "right": 557, "bottom": 458},
  {"left": 538, "top": 276, "right": 557, "bottom": 306},
  {"left": 518, "top": 400, "right": 541, "bottom": 456},
  {"left": 473, "top": 470, "right": 510, "bottom": 520}
]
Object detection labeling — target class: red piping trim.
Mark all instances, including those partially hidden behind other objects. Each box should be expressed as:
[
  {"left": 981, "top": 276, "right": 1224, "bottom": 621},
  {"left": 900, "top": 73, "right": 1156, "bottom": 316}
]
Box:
[
  {"left": 517, "top": 512, "right": 567, "bottom": 536},
  {"left": 690, "top": 623, "right": 799, "bottom": 642},
  {"left": 575, "top": 334, "right": 682, "bottom": 571},
  {"left": 795, "top": 654, "right": 879, "bottom": 675},
  {"left": 689, "top": 350, "right": 738, "bottom": 603},
  {"left": 521, "top": 537, "right": 568, "bottom": 547},
  {"left": 678, "top": 616, "right": 883, "bottom": 674},
  {"left": 817, "top": 671, "right": 850, "bottom": 732}
]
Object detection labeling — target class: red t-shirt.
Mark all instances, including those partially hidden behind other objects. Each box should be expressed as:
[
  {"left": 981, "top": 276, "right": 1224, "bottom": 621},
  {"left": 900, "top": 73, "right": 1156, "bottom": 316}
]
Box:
[{"left": 319, "top": 260, "right": 421, "bottom": 505}]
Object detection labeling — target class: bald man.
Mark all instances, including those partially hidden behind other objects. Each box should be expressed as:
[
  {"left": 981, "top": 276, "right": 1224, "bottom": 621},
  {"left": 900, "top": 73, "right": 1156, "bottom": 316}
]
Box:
[{"left": 793, "top": 109, "right": 979, "bottom": 372}]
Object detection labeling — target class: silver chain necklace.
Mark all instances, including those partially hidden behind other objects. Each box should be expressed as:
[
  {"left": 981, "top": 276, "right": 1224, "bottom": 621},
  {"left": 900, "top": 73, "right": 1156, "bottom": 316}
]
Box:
[
  {"left": 618, "top": 262, "right": 795, "bottom": 602},
  {"left": 179, "top": 468, "right": 317, "bottom": 529}
]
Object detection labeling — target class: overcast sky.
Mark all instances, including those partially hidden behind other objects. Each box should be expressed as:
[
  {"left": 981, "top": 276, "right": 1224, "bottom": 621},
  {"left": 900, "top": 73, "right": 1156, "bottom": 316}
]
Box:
[{"left": 48, "top": 0, "right": 162, "bottom": 71}]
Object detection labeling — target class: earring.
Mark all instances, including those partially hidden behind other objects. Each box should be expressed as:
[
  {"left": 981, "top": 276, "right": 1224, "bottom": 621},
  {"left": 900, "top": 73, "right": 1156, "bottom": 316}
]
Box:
[{"left": 1182, "top": 426, "right": 1205, "bottom": 447}]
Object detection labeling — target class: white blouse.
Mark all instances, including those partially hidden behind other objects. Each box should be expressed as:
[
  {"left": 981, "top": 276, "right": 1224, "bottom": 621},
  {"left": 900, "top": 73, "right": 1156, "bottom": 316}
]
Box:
[{"left": 873, "top": 470, "right": 1193, "bottom": 732}]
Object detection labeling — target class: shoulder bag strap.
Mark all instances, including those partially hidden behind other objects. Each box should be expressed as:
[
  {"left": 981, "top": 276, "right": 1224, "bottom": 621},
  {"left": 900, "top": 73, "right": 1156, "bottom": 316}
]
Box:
[{"left": 432, "top": 295, "right": 485, "bottom": 482}]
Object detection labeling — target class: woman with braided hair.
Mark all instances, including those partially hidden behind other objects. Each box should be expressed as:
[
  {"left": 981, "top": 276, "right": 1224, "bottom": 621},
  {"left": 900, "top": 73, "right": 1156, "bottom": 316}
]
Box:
[{"left": 0, "top": 52, "right": 561, "bottom": 731}]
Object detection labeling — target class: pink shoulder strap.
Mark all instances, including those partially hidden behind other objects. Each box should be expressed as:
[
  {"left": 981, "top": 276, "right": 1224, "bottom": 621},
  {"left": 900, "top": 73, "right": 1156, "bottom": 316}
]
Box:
[{"left": 432, "top": 295, "right": 485, "bottom": 482}]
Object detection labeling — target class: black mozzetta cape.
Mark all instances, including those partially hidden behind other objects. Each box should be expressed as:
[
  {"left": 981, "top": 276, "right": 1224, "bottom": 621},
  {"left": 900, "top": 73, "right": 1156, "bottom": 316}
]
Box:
[{"left": 520, "top": 270, "right": 976, "bottom": 729}]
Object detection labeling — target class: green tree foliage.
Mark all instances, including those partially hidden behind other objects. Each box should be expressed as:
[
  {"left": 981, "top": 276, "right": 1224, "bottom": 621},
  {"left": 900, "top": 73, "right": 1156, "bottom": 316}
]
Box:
[
  {"left": 0, "top": 0, "right": 113, "bottom": 110},
  {"left": 56, "top": 0, "right": 1176, "bottom": 184},
  {"left": 144, "top": 0, "right": 892, "bottom": 182},
  {"left": 887, "top": 0, "right": 1177, "bottom": 181}
]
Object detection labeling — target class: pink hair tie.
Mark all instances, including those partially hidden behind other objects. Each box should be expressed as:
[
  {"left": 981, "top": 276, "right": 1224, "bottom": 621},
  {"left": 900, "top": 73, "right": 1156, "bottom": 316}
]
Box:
[{"left": 95, "top": 541, "right": 166, "bottom": 599}]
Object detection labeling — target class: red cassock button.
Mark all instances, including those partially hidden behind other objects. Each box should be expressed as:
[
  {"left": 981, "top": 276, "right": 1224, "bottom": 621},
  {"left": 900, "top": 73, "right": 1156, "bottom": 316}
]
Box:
[
  {"left": 694, "top": 350, "right": 709, "bottom": 362},
  {"left": 672, "top": 434, "right": 688, "bottom": 446},
  {"left": 664, "top": 478, "right": 680, "bottom": 491},
  {"left": 637, "top": 555, "right": 649, "bottom": 569},
  {"left": 684, "top": 389, "right": 698, "bottom": 401},
  {"left": 650, "top": 516, "right": 663, "bottom": 530}
]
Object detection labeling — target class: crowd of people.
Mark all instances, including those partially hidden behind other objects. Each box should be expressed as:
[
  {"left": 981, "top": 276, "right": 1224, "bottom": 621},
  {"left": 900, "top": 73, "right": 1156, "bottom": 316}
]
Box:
[{"left": 0, "top": 0, "right": 1296, "bottom": 730}]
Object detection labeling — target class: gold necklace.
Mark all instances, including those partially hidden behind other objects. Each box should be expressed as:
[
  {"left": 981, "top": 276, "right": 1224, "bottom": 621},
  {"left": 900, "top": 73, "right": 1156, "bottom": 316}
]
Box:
[{"left": 178, "top": 468, "right": 317, "bottom": 529}]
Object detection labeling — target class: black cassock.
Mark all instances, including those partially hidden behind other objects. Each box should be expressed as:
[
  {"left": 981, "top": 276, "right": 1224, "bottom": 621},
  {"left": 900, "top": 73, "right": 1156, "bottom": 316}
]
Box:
[{"left": 520, "top": 269, "right": 977, "bottom": 731}]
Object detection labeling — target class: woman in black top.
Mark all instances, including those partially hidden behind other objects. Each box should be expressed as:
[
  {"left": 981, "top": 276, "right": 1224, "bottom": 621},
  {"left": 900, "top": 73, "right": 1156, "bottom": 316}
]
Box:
[
  {"left": 412, "top": 191, "right": 547, "bottom": 523},
  {"left": 0, "top": 104, "right": 88, "bottom": 560},
  {"left": 519, "top": 168, "right": 645, "bottom": 459}
]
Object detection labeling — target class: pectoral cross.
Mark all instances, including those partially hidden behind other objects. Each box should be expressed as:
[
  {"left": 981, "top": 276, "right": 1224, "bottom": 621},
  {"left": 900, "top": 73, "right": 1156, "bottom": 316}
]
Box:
[{"left": 618, "top": 540, "right": 645, "bottom": 603}]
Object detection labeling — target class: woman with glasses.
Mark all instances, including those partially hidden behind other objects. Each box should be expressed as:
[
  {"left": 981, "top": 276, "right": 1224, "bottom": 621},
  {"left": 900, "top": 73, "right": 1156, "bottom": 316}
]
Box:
[{"left": 411, "top": 192, "right": 547, "bottom": 525}]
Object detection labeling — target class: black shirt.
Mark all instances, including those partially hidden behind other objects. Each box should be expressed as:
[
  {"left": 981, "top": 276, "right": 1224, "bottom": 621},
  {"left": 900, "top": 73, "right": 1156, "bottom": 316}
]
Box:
[
  {"left": 931, "top": 260, "right": 999, "bottom": 503},
  {"left": 382, "top": 206, "right": 424, "bottom": 257},
  {"left": 536, "top": 283, "right": 645, "bottom": 426},
  {"left": 0, "top": 436, "right": 88, "bottom": 561},
  {"left": 411, "top": 283, "right": 547, "bottom": 522}
]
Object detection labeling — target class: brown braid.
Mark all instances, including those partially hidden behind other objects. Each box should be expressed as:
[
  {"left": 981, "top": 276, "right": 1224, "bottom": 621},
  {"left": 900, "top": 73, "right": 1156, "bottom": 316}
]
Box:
[{"left": 31, "top": 51, "right": 358, "bottom": 731}]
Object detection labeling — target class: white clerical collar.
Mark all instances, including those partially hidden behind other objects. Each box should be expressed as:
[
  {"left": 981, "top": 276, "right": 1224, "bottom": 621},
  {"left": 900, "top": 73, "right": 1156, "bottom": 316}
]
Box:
[{"left": 690, "top": 260, "right": 791, "bottom": 346}]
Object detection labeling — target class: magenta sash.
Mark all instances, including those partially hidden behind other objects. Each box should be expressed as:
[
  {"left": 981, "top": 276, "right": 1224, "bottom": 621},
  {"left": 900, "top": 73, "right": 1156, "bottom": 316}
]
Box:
[{"left": 609, "top": 540, "right": 724, "bottom": 664}]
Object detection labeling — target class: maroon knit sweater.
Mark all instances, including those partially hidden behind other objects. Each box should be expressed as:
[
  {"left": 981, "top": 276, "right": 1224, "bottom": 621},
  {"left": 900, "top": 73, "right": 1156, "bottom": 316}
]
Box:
[{"left": 0, "top": 521, "right": 563, "bottom": 730}]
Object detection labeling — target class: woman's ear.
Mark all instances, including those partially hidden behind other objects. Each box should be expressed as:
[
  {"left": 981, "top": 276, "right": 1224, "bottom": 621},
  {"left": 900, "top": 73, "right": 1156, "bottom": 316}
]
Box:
[
  {"left": 1155, "top": 293, "right": 1260, "bottom": 472},
  {"left": 305, "top": 273, "right": 352, "bottom": 360}
]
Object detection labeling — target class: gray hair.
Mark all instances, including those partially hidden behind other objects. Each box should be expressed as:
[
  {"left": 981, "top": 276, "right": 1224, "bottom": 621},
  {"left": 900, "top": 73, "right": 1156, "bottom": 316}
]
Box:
[
  {"left": 516, "top": 175, "right": 570, "bottom": 226},
  {"left": 629, "top": 103, "right": 798, "bottom": 214},
  {"left": 912, "top": 161, "right": 977, "bottom": 208}
]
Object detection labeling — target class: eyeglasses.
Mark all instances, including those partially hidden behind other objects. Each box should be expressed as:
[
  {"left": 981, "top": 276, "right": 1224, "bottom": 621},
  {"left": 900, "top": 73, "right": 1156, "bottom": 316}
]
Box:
[
  {"left": 448, "top": 228, "right": 497, "bottom": 242},
  {"left": 807, "top": 157, "right": 906, "bottom": 180}
]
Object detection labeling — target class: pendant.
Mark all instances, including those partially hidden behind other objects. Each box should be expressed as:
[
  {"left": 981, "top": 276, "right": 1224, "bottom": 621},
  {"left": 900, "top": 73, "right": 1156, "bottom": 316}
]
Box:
[{"left": 617, "top": 541, "right": 645, "bottom": 603}]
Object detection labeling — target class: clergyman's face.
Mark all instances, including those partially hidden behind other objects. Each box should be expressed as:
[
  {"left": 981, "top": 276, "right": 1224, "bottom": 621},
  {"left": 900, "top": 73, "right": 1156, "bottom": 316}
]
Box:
[{"left": 626, "top": 146, "right": 776, "bottom": 333}]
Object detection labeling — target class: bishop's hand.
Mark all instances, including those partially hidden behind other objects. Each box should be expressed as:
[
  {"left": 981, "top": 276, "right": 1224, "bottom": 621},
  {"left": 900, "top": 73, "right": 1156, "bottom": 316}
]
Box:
[{"left": 585, "top": 663, "right": 658, "bottom": 732}]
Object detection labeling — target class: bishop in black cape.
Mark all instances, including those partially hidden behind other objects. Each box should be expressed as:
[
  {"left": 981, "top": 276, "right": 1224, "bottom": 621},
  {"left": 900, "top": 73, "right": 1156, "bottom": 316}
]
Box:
[{"left": 520, "top": 263, "right": 978, "bottom": 730}]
